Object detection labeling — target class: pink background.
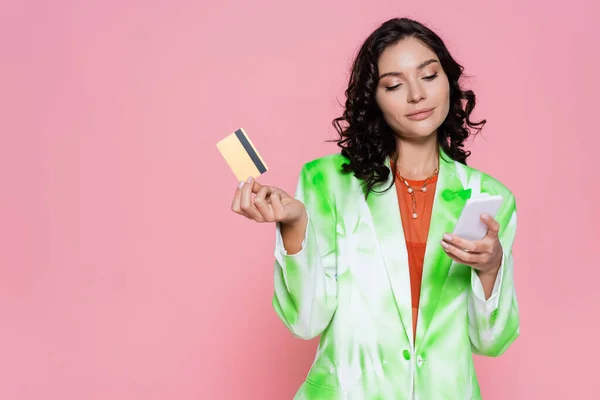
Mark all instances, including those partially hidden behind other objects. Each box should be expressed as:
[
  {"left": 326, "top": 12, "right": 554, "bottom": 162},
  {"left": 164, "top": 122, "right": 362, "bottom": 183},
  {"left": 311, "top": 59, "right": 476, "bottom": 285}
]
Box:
[{"left": 1, "top": 0, "right": 598, "bottom": 399}]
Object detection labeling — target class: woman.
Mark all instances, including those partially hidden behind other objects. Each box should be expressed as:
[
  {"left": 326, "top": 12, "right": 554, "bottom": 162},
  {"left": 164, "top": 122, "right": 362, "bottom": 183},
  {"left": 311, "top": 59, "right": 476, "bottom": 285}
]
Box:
[{"left": 232, "top": 17, "right": 519, "bottom": 400}]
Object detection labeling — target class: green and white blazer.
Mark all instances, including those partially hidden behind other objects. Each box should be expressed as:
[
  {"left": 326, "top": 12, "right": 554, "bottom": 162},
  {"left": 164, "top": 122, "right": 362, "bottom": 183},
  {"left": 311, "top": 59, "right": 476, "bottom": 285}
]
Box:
[{"left": 273, "top": 148, "right": 519, "bottom": 400}]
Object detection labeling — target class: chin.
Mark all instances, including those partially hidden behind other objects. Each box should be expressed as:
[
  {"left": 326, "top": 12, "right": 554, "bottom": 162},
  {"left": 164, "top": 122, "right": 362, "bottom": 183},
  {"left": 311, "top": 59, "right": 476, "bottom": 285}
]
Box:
[{"left": 398, "top": 123, "right": 441, "bottom": 140}]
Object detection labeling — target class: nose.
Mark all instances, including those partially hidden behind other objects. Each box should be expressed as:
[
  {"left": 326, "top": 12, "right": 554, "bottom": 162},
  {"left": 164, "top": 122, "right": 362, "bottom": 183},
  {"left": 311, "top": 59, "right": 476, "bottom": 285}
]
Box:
[{"left": 407, "top": 80, "right": 426, "bottom": 103}]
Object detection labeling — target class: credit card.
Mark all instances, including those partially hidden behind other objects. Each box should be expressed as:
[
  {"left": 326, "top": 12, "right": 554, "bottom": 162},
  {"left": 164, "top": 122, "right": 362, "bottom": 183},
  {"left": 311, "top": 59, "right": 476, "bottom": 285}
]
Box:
[{"left": 216, "top": 128, "right": 268, "bottom": 181}]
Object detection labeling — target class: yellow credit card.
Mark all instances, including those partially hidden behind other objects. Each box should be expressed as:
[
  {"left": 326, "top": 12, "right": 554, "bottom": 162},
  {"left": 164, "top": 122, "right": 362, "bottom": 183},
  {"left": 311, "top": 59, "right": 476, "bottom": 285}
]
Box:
[{"left": 216, "top": 128, "right": 268, "bottom": 181}]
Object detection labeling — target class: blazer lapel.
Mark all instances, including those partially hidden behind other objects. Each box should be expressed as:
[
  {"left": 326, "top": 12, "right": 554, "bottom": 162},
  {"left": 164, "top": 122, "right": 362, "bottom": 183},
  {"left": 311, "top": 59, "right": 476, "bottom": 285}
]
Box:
[
  {"left": 415, "top": 150, "right": 470, "bottom": 350},
  {"left": 365, "top": 149, "right": 472, "bottom": 350},
  {"left": 365, "top": 160, "right": 414, "bottom": 348}
]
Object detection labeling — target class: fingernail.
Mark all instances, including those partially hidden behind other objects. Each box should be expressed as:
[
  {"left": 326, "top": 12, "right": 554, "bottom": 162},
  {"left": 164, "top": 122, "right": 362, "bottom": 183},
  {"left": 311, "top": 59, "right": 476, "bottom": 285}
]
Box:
[
  {"left": 247, "top": 176, "right": 253, "bottom": 183},
  {"left": 238, "top": 181, "right": 244, "bottom": 189},
  {"left": 440, "top": 240, "right": 448, "bottom": 248},
  {"left": 482, "top": 213, "right": 489, "bottom": 220},
  {"left": 443, "top": 234, "right": 452, "bottom": 241}
]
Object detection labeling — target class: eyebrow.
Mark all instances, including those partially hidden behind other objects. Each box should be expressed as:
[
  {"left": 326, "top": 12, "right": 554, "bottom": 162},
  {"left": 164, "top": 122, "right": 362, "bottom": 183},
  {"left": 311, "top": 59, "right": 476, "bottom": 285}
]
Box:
[{"left": 378, "top": 59, "right": 439, "bottom": 79}]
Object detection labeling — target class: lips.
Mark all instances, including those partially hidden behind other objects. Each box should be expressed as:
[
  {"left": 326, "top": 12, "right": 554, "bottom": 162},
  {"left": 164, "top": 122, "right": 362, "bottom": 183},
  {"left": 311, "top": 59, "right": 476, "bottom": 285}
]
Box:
[
  {"left": 407, "top": 107, "right": 434, "bottom": 116},
  {"left": 406, "top": 107, "right": 435, "bottom": 121}
]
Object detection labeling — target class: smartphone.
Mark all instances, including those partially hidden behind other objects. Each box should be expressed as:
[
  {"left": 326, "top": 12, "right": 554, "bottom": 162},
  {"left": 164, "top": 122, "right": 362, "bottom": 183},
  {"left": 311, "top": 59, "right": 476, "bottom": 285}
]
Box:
[{"left": 452, "top": 195, "right": 503, "bottom": 241}]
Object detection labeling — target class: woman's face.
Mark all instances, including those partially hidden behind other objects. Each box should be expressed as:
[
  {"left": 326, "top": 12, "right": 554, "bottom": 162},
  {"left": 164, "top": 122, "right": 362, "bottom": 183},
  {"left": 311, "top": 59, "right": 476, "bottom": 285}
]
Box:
[{"left": 375, "top": 37, "right": 450, "bottom": 140}]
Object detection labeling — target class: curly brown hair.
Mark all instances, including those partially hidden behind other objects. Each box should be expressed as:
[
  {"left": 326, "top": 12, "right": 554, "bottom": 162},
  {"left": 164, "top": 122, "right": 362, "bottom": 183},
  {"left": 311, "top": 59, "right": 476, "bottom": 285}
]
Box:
[{"left": 330, "top": 17, "right": 486, "bottom": 198}]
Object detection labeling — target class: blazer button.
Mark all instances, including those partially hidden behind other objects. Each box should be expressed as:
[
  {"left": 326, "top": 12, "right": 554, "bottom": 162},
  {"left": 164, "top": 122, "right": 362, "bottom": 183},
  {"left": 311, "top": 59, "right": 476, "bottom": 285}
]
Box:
[
  {"left": 416, "top": 355, "right": 424, "bottom": 367},
  {"left": 402, "top": 349, "right": 411, "bottom": 360}
]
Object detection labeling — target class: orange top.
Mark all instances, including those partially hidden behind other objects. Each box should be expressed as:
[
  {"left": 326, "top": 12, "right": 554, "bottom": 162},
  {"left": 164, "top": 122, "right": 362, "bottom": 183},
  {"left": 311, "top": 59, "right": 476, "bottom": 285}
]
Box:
[{"left": 391, "top": 160, "right": 438, "bottom": 340}]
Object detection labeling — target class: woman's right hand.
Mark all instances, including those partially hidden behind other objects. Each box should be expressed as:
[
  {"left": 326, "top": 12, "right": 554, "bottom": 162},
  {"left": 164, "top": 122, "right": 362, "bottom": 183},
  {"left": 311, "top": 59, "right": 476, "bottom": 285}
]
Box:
[{"left": 231, "top": 177, "right": 307, "bottom": 226}]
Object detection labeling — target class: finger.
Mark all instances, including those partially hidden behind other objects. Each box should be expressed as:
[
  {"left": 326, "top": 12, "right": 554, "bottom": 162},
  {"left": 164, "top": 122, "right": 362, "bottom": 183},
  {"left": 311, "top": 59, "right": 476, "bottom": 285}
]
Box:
[
  {"left": 241, "top": 201, "right": 264, "bottom": 221},
  {"left": 444, "top": 251, "right": 465, "bottom": 265},
  {"left": 440, "top": 240, "right": 486, "bottom": 265},
  {"left": 240, "top": 177, "right": 264, "bottom": 222},
  {"left": 442, "top": 233, "right": 487, "bottom": 254},
  {"left": 231, "top": 180, "right": 245, "bottom": 215},
  {"left": 444, "top": 250, "right": 491, "bottom": 274},
  {"left": 240, "top": 177, "right": 254, "bottom": 210},
  {"left": 270, "top": 191, "right": 285, "bottom": 221},
  {"left": 481, "top": 214, "right": 500, "bottom": 238},
  {"left": 254, "top": 186, "right": 275, "bottom": 222},
  {"left": 251, "top": 180, "right": 263, "bottom": 194}
]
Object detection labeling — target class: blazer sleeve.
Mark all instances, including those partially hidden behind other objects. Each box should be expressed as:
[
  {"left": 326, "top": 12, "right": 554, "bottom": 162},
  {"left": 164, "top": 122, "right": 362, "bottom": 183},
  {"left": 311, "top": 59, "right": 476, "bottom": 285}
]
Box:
[
  {"left": 271, "top": 162, "right": 338, "bottom": 340},
  {"left": 468, "top": 193, "right": 520, "bottom": 357}
]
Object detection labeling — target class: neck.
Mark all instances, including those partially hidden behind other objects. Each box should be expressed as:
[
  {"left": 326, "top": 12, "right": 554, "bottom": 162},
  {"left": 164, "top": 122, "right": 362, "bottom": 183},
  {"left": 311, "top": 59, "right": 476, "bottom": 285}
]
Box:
[{"left": 394, "top": 134, "right": 439, "bottom": 180}]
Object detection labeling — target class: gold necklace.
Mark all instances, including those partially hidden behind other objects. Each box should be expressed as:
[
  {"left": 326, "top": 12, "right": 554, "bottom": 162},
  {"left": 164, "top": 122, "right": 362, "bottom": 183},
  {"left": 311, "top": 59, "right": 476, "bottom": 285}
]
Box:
[{"left": 397, "top": 167, "right": 439, "bottom": 219}]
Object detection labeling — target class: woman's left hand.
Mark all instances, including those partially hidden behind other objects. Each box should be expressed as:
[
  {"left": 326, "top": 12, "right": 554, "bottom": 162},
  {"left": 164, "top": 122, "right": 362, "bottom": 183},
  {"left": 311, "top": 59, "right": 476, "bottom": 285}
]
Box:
[{"left": 440, "top": 213, "right": 503, "bottom": 277}]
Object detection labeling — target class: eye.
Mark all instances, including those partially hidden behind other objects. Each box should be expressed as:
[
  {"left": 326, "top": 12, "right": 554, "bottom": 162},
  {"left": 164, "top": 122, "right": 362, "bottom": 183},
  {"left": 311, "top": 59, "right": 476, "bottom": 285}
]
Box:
[
  {"left": 423, "top": 72, "right": 438, "bottom": 81},
  {"left": 385, "top": 84, "right": 402, "bottom": 91}
]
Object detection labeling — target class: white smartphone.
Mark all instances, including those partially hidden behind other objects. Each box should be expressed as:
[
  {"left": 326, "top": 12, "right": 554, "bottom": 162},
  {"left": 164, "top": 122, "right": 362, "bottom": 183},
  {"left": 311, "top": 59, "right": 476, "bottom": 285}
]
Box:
[{"left": 452, "top": 195, "right": 504, "bottom": 241}]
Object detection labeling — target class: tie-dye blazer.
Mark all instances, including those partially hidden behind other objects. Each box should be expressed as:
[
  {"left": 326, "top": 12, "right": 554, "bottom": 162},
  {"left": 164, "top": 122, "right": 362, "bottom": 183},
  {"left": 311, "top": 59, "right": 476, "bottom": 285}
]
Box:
[{"left": 272, "top": 148, "right": 519, "bottom": 400}]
